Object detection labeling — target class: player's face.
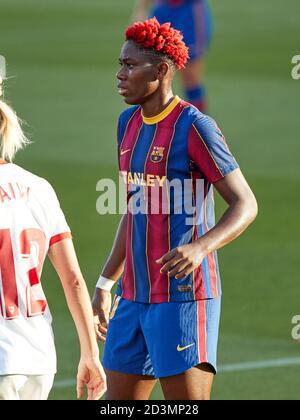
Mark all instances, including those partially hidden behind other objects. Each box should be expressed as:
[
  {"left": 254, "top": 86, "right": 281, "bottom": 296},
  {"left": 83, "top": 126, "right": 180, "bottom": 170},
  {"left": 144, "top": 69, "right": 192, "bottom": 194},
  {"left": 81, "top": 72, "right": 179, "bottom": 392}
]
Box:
[{"left": 117, "top": 41, "right": 160, "bottom": 105}]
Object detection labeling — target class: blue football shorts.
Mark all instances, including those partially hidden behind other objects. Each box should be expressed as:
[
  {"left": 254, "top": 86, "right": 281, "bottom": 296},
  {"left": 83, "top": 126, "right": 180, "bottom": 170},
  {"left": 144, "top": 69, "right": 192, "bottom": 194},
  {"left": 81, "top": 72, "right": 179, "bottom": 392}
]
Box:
[
  {"left": 102, "top": 295, "right": 221, "bottom": 378},
  {"left": 150, "top": 0, "right": 213, "bottom": 61}
]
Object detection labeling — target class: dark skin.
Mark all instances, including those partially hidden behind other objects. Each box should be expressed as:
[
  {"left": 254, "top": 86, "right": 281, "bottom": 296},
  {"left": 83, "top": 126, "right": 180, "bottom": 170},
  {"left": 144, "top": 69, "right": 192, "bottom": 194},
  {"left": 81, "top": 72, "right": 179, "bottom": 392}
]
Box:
[
  {"left": 116, "top": 40, "right": 175, "bottom": 116},
  {"left": 92, "top": 40, "right": 258, "bottom": 400}
]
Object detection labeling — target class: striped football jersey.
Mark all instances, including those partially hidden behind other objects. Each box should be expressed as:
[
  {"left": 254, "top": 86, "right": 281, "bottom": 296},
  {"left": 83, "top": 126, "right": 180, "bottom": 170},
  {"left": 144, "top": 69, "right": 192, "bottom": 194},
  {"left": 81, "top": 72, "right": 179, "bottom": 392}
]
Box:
[{"left": 116, "top": 96, "right": 238, "bottom": 303}]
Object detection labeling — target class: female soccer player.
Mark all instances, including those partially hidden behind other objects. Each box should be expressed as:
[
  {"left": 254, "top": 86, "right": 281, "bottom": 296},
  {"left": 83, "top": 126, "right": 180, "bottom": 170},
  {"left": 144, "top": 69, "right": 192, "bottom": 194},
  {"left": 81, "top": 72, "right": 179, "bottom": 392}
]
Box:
[
  {"left": 132, "top": 0, "right": 213, "bottom": 112},
  {"left": 0, "top": 75, "right": 106, "bottom": 400},
  {"left": 93, "top": 18, "right": 257, "bottom": 400}
]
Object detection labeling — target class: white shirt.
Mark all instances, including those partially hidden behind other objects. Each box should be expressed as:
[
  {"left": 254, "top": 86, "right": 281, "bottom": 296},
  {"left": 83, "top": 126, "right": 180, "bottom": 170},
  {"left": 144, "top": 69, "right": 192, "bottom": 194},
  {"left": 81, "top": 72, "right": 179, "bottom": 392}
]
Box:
[{"left": 0, "top": 162, "right": 71, "bottom": 375}]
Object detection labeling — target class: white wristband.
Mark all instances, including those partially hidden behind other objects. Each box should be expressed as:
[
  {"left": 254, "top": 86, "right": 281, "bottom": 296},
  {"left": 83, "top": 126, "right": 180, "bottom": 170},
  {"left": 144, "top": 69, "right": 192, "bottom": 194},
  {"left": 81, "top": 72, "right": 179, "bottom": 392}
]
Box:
[{"left": 96, "top": 275, "right": 115, "bottom": 292}]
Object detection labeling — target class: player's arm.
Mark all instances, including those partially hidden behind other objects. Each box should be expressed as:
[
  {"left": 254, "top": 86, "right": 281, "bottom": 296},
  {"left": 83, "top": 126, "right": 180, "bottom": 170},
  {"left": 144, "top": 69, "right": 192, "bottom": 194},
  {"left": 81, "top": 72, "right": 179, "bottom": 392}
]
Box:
[
  {"left": 200, "top": 169, "right": 258, "bottom": 253},
  {"left": 158, "top": 115, "right": 258, "bottom": 278},
  {"left": 100, "top": 212, "right": 128, "bottom": 281},
  {"left": 158, "top": 169, "right": 258, "bottom": 278},
  {"left": 92, "top": 212, "right": 128, "bottom": 342},
  {"left": 48, "top": 238, "right": 107, "bottom": 400},
  {"left": 131, "top": 0, "right": 153, "bottom": 22}
]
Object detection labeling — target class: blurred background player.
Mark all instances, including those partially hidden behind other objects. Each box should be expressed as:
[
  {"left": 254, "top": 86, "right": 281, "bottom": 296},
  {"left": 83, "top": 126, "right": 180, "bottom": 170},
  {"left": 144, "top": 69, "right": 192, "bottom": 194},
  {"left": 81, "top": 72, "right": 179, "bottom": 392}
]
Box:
[
  {"left": 92, "top": 18, "right": 257, "bottom": 400},
  {"left": 131, "top": 0, "right": 213, "bottom": 112},
  {"left": 0, "top": 74, "right": 106, "bottom": 400}
]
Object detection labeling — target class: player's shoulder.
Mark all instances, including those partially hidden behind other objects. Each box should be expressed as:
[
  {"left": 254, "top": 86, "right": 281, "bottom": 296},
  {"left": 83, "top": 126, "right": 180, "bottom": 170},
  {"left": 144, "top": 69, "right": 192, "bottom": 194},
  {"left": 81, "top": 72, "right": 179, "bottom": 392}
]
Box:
[
  {"left": 180, "top": 101, "right": 220, "bottom": 134},
  {"left": 119, "top": 105, "right": 140, "bottom": 124},
  {"left": 180, "top": 100, "right": 211, "bottom": 124},
  {"left": 10, "top": 164, "right": 56, "bottom": 194},
  {"left": 8, "top": 163, "right": 44, "bottom": 183},
  {"left": 117, "top": 106, "right": 141, "bottom": 143}
]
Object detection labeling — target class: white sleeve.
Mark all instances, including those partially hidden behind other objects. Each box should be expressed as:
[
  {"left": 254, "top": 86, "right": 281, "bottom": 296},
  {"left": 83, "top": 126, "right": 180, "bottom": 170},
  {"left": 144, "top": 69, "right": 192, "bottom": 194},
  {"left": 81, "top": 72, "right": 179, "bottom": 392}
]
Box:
[{"left": 41, "top": 180, "right": 72, "bottom": 247}]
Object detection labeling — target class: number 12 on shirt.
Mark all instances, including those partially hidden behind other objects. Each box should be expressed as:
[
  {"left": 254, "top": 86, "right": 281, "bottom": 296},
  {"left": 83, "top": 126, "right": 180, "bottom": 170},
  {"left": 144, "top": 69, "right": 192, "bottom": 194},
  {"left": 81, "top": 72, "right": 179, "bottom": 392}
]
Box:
[{"left": 0, "top": 228, "right": 47, "bottom": 320}]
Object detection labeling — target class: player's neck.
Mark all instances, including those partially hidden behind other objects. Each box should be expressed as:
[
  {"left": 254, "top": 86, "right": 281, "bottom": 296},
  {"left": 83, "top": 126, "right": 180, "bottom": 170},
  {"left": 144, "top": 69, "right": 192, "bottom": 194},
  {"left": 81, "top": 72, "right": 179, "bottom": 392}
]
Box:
[{"left": 141, "top": 90, "right": 174, "bottom": 118}]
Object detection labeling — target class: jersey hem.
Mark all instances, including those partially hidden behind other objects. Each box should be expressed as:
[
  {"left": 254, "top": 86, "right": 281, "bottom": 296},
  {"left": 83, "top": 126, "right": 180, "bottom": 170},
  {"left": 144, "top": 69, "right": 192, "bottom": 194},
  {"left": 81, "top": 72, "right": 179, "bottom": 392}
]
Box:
[{"left": 116, "top": 291, "right": 222, "bottom": 304}]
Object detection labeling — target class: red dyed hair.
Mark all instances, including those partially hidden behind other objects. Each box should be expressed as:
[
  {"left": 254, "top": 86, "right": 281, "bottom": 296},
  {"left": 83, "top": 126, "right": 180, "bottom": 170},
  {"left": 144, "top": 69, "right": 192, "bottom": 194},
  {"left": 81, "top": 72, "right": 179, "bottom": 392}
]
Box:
[{"left": 125, "top": 17, "right": 189, "bottom": 70}]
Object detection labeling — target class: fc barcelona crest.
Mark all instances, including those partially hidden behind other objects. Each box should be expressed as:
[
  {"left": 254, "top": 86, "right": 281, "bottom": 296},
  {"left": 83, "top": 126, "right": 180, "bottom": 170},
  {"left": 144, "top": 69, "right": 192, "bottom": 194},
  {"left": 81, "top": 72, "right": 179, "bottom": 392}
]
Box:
[{"left": 150, "top": 146, "right": 165, "bottom": 163}]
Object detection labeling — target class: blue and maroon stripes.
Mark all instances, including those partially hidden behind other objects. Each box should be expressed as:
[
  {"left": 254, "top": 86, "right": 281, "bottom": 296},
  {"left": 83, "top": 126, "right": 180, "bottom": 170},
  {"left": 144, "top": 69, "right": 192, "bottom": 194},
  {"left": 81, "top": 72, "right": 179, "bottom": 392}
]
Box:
[
  {"left": 144, "top": 103, "right": 186, "bottom": 302},
  {"left": 116, "top": 99, "right": 237, "bottom": 303},
  {"left": 188, "top": 116, "right": 239, "bottom": 183},
  {"left": 118, "top": 109, "right": 143, "bottom": 300},
  {"left": 167, "top": 104, "right": 195, "bottom": 301},
  {"left": 191, "top": 171, "right": 205, "bottom": 300},
  {"left": 132, "top": 123, "right": 157, "bottom": 302}
]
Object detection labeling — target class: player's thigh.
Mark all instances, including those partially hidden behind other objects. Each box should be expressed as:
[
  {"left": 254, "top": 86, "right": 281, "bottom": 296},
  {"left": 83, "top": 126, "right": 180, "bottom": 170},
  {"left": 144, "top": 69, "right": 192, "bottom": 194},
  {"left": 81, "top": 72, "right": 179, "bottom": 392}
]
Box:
[
  {"left": 143, "top": 298, "right": 221, "bottom": 380},
  {"left": 105, "top": 368, "right": 157, "bottom": 400},
  {"left": 160, "top": 363, "right": 214, "bottom": 400},
  {"left": 0, "top": 375, "right": 27, "bottom": 400},
  {"left": 103, "top": 297, "right": 157, "bottom": 399},
  {"left": 18, "top": 374, "right": 54, "bottom": 400}
]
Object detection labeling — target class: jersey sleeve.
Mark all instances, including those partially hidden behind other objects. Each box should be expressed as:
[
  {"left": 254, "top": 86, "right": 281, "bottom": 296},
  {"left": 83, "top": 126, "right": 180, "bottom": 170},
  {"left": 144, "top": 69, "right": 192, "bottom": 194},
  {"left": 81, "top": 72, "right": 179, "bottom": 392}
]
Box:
[
  {"left": 117, "top": 106, "right": 140, "bottom": 171},
  {"left": 188, "top": 115, "right": 239, "bottom": 183},
  {"left": 117, "top": 115, "right": 121, "bottom": 171},
  {"left": 41, "top": 180, "right": 72, "bottom": 247}
]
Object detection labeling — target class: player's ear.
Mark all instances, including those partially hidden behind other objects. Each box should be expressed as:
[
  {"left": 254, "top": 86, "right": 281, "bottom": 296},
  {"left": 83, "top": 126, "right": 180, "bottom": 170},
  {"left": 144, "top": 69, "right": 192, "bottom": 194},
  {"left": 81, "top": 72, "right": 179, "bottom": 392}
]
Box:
[{"left": 157, "top": 62, "right": 170, "bottom": 80}]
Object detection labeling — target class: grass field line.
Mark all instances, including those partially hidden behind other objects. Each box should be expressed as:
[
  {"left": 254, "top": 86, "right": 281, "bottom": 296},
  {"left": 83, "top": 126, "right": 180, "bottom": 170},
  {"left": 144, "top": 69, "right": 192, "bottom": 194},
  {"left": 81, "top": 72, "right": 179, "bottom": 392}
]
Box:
[
  {"left": 53, "top": 356, "right": 300, "bottom": 388},
  {"left": 218, "top": 356, "right": 300, "bottom": 372}
]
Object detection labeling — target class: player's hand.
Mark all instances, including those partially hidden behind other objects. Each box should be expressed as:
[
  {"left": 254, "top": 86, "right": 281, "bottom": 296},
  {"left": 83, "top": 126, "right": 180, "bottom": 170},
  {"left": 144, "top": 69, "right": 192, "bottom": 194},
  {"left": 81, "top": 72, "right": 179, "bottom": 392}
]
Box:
[
  {"left": 156, "top": 242, "right": 206, "bottom": 279},
  {"left": 76, "top": 357, "right": 107, "bottom": 400},
  {"left": 92, "top": 288, "right": 111, "bottom": 342}
]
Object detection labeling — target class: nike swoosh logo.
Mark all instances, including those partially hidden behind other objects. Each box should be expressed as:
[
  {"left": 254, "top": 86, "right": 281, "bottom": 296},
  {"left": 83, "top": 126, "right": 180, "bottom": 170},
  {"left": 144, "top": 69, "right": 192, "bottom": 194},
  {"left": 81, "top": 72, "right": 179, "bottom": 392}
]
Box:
[
  {"left": 177, "top": 343, "right": 195, "bottom": 352},
  {"left": 120, "top": 149, "right": 131, "bottom": 156}
]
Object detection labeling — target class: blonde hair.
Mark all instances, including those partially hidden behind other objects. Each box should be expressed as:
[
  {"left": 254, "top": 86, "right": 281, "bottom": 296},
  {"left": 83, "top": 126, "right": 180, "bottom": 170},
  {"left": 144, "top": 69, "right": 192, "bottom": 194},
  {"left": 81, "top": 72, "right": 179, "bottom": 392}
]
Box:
[{"left": 0, "top": 100, "right": 30, "bottom": 162}]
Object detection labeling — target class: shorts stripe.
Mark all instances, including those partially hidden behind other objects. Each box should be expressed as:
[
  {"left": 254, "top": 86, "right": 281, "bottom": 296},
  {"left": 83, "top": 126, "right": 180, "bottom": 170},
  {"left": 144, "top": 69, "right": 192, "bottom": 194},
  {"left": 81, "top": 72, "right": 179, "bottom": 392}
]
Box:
[
  {"left": 197, "top": 300, "right": 208, "bottom": 364},
  {"left": 109, "top": 296, "right": 121, "bottom": 320}
]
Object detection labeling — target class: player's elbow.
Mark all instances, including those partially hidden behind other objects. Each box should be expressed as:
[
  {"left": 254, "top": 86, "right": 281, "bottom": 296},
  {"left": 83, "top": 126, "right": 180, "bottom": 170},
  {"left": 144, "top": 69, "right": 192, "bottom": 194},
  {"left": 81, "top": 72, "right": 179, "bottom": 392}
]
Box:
[
  {"left": 243, "top": 190, "right": 258, "bottom": 226},
  {"left": 63, "top": 270, "right": 85, "bottom": 290}
]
